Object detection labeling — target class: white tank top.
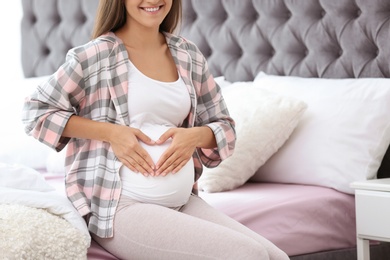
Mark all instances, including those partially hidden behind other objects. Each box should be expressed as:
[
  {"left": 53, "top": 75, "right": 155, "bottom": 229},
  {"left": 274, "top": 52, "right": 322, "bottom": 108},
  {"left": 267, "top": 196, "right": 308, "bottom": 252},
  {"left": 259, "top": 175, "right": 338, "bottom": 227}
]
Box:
[{"left": 119, "top": 60, "right": 194, "bottom": 207}]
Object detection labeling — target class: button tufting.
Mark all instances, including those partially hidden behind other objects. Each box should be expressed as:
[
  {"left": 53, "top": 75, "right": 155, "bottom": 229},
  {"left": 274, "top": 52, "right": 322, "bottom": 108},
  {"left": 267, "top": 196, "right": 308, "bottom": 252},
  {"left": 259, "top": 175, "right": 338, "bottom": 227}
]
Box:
[
  {"left": 356, "top": 9, "right": 362, "bottom": 17},
  {"left": 321, "top": 10, "right": 326, "bottom": 18},
  {"left": 223, "top": 13, "right": 228, "bottom": 21},
  {"left": 31, "top": 15, "right": 37, "bottom": 24},
  {"left": 191, "top": 13, "right": 197, "bottom": 22},
  {"left": 42, "top": 47, "right": 51, "bottom": 56},
  {"left": 80, "top": 15, "right": 87, "bottom": 23},
  {"left": 53, "top": 15, "right": 61, "bottom": 25},
  {"left": 338, "top": 49, "right": 343, "bottom": 57}
]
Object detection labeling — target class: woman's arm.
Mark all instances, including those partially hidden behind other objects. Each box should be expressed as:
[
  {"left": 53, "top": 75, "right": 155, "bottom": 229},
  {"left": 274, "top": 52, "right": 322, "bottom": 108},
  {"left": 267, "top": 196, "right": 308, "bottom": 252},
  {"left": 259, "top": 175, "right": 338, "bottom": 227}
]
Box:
[{"left": 63, "top": 115, "right": 156, "bottom": 176}]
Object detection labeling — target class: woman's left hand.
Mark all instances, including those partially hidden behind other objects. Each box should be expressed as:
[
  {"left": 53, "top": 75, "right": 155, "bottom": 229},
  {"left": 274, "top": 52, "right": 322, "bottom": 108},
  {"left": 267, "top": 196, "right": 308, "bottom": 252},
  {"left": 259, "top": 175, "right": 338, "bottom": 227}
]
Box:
[
  {"left": 155, "top": 126, "right": 217, "bottom": 176},
  {"left": 154, "top": 128, "right": 199, "bottom": 176}
]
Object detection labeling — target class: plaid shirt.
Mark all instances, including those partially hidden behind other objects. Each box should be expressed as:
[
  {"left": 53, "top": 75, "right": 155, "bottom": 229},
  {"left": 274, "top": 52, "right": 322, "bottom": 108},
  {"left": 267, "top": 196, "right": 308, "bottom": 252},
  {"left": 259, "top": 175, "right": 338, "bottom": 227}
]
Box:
[{"left": 22, "top": 32, "right": 236, "bottom": 238}]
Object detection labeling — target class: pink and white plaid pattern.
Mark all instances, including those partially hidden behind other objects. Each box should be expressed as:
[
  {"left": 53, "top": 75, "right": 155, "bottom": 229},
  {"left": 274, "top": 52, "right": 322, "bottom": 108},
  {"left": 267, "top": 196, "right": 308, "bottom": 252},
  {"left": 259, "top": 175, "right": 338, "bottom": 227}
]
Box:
[{"left": 22, "top": 32, "right": 236, "bottom": 238}]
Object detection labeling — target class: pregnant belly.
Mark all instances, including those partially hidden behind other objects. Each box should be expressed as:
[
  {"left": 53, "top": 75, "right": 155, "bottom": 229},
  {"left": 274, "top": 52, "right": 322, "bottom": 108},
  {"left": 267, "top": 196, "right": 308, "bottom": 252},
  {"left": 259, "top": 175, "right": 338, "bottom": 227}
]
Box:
[{"left": 120, "top": 124, "right": 195, "bottom": 207}]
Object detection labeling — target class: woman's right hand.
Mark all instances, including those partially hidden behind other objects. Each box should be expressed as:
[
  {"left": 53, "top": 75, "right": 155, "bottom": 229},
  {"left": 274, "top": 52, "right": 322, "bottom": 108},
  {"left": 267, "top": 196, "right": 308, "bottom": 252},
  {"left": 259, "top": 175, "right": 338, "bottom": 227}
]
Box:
[
  {"left": 62, "top": 116, "right": 155, "bottom": 176},
  {"left": 108, "top": 124, "right": 156, "bottom": 176}
]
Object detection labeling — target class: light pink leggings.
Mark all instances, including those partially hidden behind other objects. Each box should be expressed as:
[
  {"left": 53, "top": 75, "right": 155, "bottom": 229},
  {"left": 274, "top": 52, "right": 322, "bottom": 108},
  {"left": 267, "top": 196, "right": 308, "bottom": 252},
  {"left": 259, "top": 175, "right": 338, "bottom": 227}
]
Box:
[{"left": 92, "top": 194, "right": 289, "bottom": 260}]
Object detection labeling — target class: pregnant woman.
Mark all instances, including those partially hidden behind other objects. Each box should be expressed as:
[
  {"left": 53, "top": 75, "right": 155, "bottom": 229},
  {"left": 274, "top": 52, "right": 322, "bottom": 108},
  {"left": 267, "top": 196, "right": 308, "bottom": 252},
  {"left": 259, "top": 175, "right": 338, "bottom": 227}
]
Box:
[{"left": 22, "top": 0, "right": 288, "bottom": 259}]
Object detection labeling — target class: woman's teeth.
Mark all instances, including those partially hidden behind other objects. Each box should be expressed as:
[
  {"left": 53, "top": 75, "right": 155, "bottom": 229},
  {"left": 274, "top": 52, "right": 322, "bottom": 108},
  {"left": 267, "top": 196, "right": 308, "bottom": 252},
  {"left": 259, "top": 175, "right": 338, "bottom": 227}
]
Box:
[{"left": 144, "top": 7, "right": 160, "bottom": 12}]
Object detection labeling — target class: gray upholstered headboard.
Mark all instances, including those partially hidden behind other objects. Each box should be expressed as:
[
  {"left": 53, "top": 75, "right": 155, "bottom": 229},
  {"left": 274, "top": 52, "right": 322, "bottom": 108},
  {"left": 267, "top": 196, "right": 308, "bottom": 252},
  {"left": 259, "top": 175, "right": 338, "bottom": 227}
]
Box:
[
  {"left": 20, "top": 0, "right": 390, "bottom": 178},
  {"left": 22, "top": 0, "right": 390, "bottom": 80},
  {"left": 21, "top": 0, "right": 99, "bottom": 77}
]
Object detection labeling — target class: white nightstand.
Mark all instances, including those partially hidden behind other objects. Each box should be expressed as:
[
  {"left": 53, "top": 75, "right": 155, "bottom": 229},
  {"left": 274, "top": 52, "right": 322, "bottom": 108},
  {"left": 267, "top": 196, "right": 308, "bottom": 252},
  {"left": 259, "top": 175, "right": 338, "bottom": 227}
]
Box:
[{"left": 350, "top": 178, "right": 390, "bottom": 260}]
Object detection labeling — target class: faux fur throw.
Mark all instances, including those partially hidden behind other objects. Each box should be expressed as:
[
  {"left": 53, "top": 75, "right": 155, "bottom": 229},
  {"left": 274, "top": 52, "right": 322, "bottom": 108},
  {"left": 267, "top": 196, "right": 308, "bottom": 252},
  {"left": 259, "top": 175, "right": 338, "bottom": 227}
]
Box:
[{"left": 0, "top": 204, "right": 88, "bottom": 259}]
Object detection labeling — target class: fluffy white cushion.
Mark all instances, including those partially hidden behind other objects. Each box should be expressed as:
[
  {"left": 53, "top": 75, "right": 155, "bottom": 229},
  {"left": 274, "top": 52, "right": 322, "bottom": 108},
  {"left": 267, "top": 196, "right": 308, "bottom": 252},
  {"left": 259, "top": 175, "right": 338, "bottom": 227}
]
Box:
[
  {"left": 0, "top": 204, "right": 88, "bottom": 260},
  {"left": 0, "top": 163, "right": 91, "bottom": 240},
  {"left": 0, "top": 76, "right": 52, "bottom": 170},
  {"left": 198, "top": 82, "right": 307, "bottom": 192},
  {"left": 251, "top": 72, "right": 390, "bottom": 194}
]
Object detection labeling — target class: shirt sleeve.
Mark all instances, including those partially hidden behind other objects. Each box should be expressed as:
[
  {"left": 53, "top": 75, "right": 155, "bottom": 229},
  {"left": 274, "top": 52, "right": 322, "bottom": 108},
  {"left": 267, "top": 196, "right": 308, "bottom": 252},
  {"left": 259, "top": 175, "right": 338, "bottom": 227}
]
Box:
[
  {"left": 195, "top": 55, "right": 236, "bottom": 168},
  {"left": 22, "top": 50, "right": 86, "bottom": 152}
]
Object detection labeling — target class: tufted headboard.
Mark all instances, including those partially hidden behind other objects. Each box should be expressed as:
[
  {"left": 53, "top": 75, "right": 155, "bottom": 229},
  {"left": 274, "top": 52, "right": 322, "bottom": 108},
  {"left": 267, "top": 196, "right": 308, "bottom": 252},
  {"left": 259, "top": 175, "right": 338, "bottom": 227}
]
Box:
[
  {"left": 180, "top": 0, "right": 390, "bottom": 81},
  {"left": 20, "top": 0, "right": 390, "bottom": 178},
  {"left": 21, "top": 0, "right": 99, "bottom": 77},
  {"left": 22, "top": 0, "right": 390, "bottom": 80}
]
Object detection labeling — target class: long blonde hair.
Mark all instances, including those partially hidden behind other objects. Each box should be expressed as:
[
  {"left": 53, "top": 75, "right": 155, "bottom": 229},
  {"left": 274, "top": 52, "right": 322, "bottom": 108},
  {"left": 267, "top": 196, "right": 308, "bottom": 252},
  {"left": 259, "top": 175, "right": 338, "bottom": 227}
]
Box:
[{"left": 91, "top": 0, "right": 182, "bottom": 39}]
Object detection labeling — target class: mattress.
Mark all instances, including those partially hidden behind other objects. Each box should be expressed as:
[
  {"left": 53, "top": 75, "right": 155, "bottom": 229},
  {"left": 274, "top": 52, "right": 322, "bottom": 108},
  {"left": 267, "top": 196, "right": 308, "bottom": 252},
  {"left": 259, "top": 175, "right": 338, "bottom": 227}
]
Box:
[{"left": 199, "top": 182, "right": 357, "bottom": 256}]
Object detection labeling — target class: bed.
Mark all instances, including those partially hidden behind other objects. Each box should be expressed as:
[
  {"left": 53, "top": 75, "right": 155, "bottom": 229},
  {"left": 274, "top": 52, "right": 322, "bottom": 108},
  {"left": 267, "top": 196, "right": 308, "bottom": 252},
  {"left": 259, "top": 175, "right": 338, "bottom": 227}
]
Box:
[{"left": 2, "top": 0, "right": 389, "bottom": 259}]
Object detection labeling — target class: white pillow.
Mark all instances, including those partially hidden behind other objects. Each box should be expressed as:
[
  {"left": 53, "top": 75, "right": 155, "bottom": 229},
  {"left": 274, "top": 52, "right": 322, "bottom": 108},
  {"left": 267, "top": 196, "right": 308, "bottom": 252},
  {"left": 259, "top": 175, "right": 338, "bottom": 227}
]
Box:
[
  {"left": 0, "top": 76, "right": 53, "bottom": 170},
  {"left": 46, "top": 149, "right": 67, "bottom": 175},
  {"left": 214, "top": 76, "right": 232, "bottom": 88},
  {"left": 0, "top": 163, "right": 54, "bottom": 191},
  {"left": 251, "top": 72, "right": 390, "bottom": 194},
  {"left": 198, "top": 82, "right": 307, "bottom": 192}
]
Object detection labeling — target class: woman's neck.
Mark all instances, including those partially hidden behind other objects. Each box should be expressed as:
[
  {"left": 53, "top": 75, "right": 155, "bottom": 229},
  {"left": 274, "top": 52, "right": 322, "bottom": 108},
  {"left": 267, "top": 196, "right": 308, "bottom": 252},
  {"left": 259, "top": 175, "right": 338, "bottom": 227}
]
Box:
[{"left": 116, "top": 22, "right": 164, "bottom": 50}]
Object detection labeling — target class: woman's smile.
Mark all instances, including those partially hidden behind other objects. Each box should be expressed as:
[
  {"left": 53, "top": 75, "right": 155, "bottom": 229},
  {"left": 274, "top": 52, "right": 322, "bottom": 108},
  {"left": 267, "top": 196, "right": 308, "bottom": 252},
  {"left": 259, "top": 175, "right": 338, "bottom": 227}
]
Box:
[{"left": 141, "top": 6, "right": 162, "bottom": 13}]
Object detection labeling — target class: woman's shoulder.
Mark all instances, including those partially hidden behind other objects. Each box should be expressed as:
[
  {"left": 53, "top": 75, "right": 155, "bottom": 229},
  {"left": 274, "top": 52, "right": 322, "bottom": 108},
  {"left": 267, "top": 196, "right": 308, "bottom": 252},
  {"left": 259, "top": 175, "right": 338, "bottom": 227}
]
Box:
[
  {"left": 165, "top": 32, "right": 200, "bottom": 53},
  {"left": 68, "top": 32, "right": 124, "bottom": 62}
]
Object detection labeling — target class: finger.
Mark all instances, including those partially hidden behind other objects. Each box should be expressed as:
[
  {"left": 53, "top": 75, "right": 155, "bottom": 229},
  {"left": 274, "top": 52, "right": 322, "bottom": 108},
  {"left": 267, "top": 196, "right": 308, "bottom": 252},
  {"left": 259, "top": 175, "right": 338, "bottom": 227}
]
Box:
[
  {"left": 172, "top": 159, "right": 188, "bottom": 174},
  {"left": 161, "top": 158, "right": 182, "bottom": 176},
  {"left": 155, "top": 128, "right": 174, "bottom": 145},
  {"left": 158, "top": 151, "right": 181, "bottom": 176},
  {"left": 131, "top": 153, "right": 154, "bottom": 176},
  {"left": 134, "top": 129, "right": 155, "bottom": 145},
  {"left": 134, "top": 148, "right": 155, "bottom": 174},
  {"left": 121, "top": 157, "right": 138, "bottom": 173},
  {"left": 155, "top": 149, "right": 175, "bottom": 175}
]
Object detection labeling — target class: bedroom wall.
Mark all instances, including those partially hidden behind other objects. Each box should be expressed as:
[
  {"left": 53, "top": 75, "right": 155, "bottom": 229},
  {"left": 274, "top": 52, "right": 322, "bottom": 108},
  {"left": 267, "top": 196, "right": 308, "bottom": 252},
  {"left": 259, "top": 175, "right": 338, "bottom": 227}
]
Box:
[{"left": 0, "top": 1, "right": 23, "bottom": 79}]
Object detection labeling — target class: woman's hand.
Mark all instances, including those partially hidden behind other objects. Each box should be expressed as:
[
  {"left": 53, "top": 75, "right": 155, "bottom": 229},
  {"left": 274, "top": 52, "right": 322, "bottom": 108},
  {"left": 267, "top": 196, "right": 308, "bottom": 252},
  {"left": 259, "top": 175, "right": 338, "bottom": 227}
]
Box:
[
  {"left": 155, "top": 126, "right": 216, "bottom": 176},
  {"left": 108, "top": 124, "right": 156, "bottom": 176},
  {"left": 62, "top": 116, "right": 155, "bottom": 176}
]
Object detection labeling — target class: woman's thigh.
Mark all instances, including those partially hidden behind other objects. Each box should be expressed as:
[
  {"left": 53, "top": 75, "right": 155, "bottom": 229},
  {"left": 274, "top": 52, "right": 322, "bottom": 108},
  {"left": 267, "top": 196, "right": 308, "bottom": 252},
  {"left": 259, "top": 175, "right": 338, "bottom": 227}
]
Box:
[{"left": 92, "top": 195, "right": 277, "bottom": 260}]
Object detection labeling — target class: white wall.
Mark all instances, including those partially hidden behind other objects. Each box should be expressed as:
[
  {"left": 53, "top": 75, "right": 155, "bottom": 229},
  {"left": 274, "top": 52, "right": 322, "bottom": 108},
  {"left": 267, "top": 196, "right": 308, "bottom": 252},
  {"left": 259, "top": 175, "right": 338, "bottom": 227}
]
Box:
[{"left": 0, "top": 1, "right": 23, "bottom": 79}]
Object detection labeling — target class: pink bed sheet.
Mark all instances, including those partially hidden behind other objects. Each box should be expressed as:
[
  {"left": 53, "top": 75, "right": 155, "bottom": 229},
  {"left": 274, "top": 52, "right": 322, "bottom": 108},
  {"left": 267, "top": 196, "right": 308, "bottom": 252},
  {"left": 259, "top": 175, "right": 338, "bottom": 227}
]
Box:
[
  {"left": 199, "top": 182, "right": 357, "bottom": 256},
  {"left": 43, "top": 172, "right": 356, "bottom": 258}
]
